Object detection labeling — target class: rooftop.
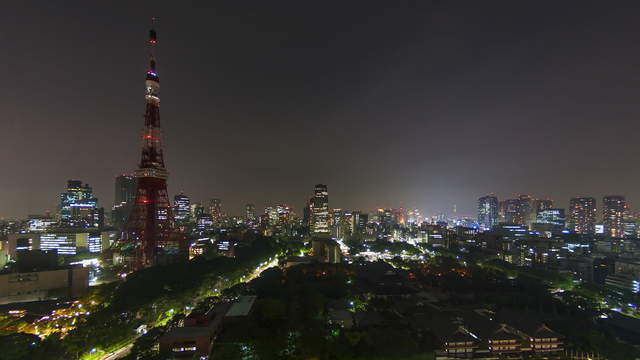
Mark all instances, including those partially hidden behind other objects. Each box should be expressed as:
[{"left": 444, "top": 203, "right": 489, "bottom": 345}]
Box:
[{"left": 225, "top": 296, "right": 256, "bottom": 317}]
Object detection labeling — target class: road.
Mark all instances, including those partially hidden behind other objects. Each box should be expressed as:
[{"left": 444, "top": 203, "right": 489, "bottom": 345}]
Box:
[
  {"left": 98, "top": 255, "right": 280, "bottom": 359},
  {"left": 101, "top": 342, "right": 134, "bottom": 360}
]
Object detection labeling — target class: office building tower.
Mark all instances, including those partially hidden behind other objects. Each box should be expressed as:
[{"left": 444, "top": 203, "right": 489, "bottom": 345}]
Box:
[
  {"left": 173, "top": 193, "right": 191, "bottom": 222},
  {"left": 303, "top": 204, "right": 311, "bottom": 227},
  {"left": 245, "top": 203, "right": 256, "bottom": 220},
  {"left": 500, "top": 199, "right": 519, "bottom": 224},
  {"left": 528, "top": 199, "right": 553, "bottom": 226},
  {"left": 568, "top": 197, "right": 596, "bottom": 234},
  {"left": 209, "top": 198, "right": 223, "bottom": 223},
  {"left": 623, "top": 212, "right": 637, "bottom": 239},
  {"left": 603, "top": 195, "right": 626, "bottom": 238},
  {"left": 276, "top": 204, "right": 292, "bottom": 224},
  {"left": 264, "top": 206, "right": 278, "bottom": 226},
  {"left": 516, "top": 194, "right": 533, "bottom": 225},
  {"left": 357, "top": 212, "right": 369, "bottom": 229},
  {"left": 478, "top": 194, "right": 499, "bottom": 230},
  {"left": 196, "top": 214, "right": 213, "bottom": 231},
  {"left": 535, "top": 199, "right": 553, "bottom": 213},
  {"left": 114, "top": 174, "right": 137, "bottom": 206},
  {"left": 59, "top": 180, "right": 101, "bottom": 228},
  {"left": 310, "top": 184, "right": 329, "bottom": 236},
  {"left": 537, "top": 208, "right": 566, "bottom": 228},
  {"left": 112, "top": 174, "right": 137, "bottom": 230},
  {"left": 191, "top": 203, "right": 205, "bottom": 218},
  {"left": 352, "top": 211, "right": 365, "bottom": 232}
]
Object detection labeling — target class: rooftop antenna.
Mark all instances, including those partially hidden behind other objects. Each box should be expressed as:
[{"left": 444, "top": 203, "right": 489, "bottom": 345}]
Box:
[{"left": 148, "top": 17, "right": 158, "bottom": 72}]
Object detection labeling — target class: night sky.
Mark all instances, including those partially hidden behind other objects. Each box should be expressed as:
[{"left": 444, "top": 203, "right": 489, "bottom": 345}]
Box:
[{"left": 2, "top": 1, "right": 640, "bottom": 218}]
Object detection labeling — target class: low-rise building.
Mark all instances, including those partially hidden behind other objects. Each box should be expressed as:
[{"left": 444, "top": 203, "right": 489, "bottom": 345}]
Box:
[{"left": 0, "top": 265, "right": 89, "bottom": 304}]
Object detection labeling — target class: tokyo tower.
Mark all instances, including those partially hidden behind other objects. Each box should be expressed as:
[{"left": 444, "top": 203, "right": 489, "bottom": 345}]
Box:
[{"left": 120, "top": 21, "right": 185, "bottom": 269}]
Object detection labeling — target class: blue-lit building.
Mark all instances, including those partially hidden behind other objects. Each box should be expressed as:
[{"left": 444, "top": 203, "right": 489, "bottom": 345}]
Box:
[
  {"left": 478, "top": 194, "right": 499, "bottom": 230},
  {"left": 174, "top": 193, "right": 191, "bottom": 222},
  {"left": 59, "top": 180, "right": 102, "bottom": 228},
  {"left": 534, "top": 208, "right": 566, "bottom": 235}
]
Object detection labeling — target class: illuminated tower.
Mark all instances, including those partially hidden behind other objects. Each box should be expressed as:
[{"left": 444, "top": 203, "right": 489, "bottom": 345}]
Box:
[
  {"left": 477, "top": 194, "right": 498, "bottom": 230},
  {"left": 60, "top": 180, "right": 101, "bottom": 228},
  {"left": 310, "top": 184, "right": 330, "bottom": 236},
  {"left": 122, "top": 21, "right": 183, "bottom": 268},
  {"left": 173, "top": 193, "right": 191, "bottom": 223},
  {"left": 245, "top": 203, "right": 256, "bottom": 220},
  {"left": 603, "top": 195, "right": 625, "bottom": 238},
  {"left": 209, "top": 198, "right": 223, "bottom": 223},
  {"left": 568, "top": 197, "right": 596, "bottom": 234}
]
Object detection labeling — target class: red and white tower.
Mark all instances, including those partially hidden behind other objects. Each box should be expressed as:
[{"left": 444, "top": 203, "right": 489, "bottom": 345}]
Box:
[{"left": 122, "top": 21, "right": 184, "bottom": 269}]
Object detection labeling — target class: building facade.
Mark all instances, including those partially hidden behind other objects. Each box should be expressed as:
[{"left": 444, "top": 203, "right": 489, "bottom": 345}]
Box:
[
  {"left": 310, "top": 184, "right": 330, "bottom": 236},
  {"left": 568, "top": 197, "right": 596, "bottom": 234},
  {"left": 173, "top": 193, "right": 191, "bottom": 222},
  {"left": 59, "top": 180, "right": 102, "bottom": 228},
  {"left": 112, "top": 174, "right": 137, "bottom": 230},
  {"left": 603, "top": 195, "right": 625, "bottom": 238},
  {"left": 478, "top": 195, "right": 499, "bottom": 230}
]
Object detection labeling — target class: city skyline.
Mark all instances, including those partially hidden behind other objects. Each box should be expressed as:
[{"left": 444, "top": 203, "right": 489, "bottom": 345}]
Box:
[
  {"left": 2, "top": 5, "right": 640, "bottom": 359},
  {"left": 3, "top": 2, "right": 640, "bottom": 218}
]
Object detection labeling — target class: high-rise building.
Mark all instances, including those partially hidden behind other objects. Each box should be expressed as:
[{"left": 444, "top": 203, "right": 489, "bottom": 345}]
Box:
[
  {"left": 478, "top": 194, "right": 499, "bottom": 230},
  {"left": 603, "top": 195, "right": 625, "bottom": 238},
  {"left": 352, "top": 211, "right": 368, "bottom": 232},
  {"left": 357, "top": 212, "right": 369, "bottom": 229},
  {"left": 114, "top": 174, "right": 137, "bottom": 207},
  {"left": 112, "top": 174, "right": 137, "bottom": 230},
  {"left": 528, "top": 199, "right": 553, "bottom": 226},
  {"left": 310, "top": 184, "right": 329, "bottom": 236},
  {"left": 121, "top": 23, "right": 184, "bottom": 269},
  {"left": 190, "top": 203, "right": 205, "bottom": 218},
  {"left": 303, "top": 204, "right": 311, "bottom": 227},
  {"left": 245, "top": 203, "right": 256, "bottom": 220},
  {"left": 568, "top": 197, "right": 596, "bottom": 234},
  {"left": 499, "top": 199, "right": 519, "bottom": 224},
  {"left": 59, "top": 180, "right": 102, "bottom": 228},
  {"left": 623, "top": 212, "right": 637, "bottom": 239},
  {"left": 537, "top": 208, "right": 566, "bottom": 228},
  {"left": 407, "top": 209, "right": 422, "bottom": 225},
  {"left": 209, "top": 198, "right": 223, "bottom": 223},
  {"left": 173, "top": 193, "right": 191, "bottom": 222},
  {"left": 534, "top": 199, "right": 553, "bottom": 213},
  {"left": 515, "top": 194, "right": 533, "bottom": 226},
  {"left": 264, "top": 206, "right": 278, "bottom": 226}
]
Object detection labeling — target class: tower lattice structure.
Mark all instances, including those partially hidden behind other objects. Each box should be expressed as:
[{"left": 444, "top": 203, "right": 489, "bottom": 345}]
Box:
[{"left": 122, "top": 22, "right": 184, "bottom": 269}]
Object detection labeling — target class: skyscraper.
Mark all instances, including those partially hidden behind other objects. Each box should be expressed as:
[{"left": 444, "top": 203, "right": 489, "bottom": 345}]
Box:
[
  {"left": 60, "top": 180, "right": 102, "bottom": 228},
  {"left": 603, "top": 195, "right": 625, "bottom": 238},
  {"left": 528, "top": 199, "right": 553, "bottom": 226},
  {"left": 516, "top": 194, "right": 533, "bottom": 226},
  {"left": 173, "top": 193, "right": 191, "bottom": 222},
  {"left": 536, "top": 208, "right": 566, "bottom": 229},
  {"left": 499, "top": 198, "right": 519, "bottom": 224},
  {"left": 310, "top": 184, "right": 329, "bottom": 236},
  {"left": 245, "top": 203, "right": 256, "bottom": 220},
  {"left": 112, "top": 174, "right": 137, "bottom": 230},
  {"left": 568, "top": 197, "right": 596, "bottom": 234},
  {"left": 121, "top": 22, "right": 184, "bottom": 268},
  {"left": 209, "top": 198, "right": 223, "bottom": 223},
  {"left": 623, "top": 212, "right": 637, "bottom": 239},
  {"left": 478, "top": 194, "right": 499, "bottom": 230}
]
